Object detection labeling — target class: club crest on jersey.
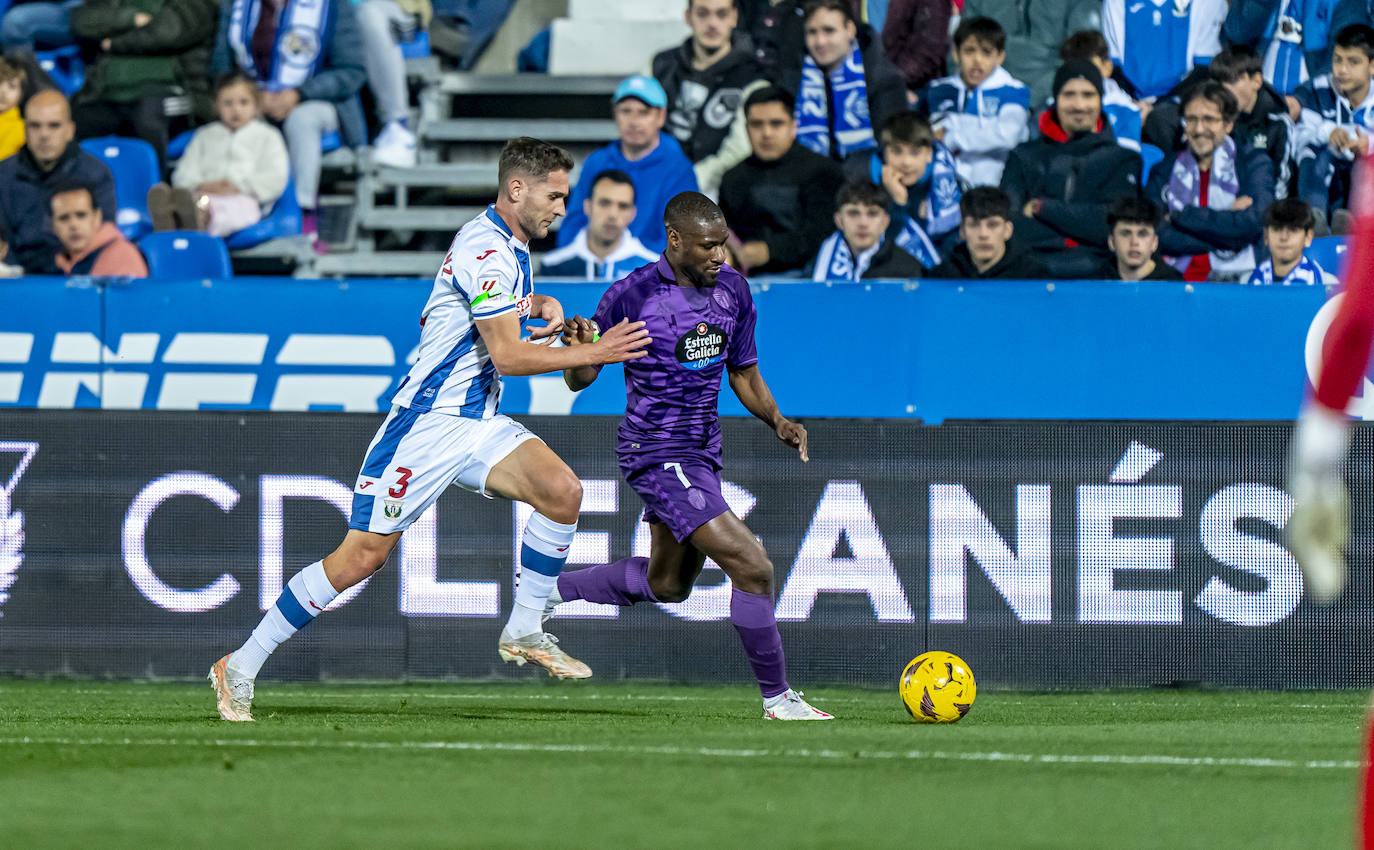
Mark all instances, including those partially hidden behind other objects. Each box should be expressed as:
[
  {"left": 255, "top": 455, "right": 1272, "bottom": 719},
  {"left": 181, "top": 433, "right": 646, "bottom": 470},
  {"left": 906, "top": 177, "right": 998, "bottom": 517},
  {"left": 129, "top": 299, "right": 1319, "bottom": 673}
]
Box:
[
  {"left": 383, "top": 499, "right": 403, "bottom": 519},
  {"left": 676, "top": 322, "right": 726, "bottom": 370}
]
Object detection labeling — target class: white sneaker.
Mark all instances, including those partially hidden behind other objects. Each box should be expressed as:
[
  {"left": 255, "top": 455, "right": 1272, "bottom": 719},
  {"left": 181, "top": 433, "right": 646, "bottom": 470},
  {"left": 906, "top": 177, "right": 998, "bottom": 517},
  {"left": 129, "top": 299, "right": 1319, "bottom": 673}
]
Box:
[
  {"left": 372, "top": 121, "right": 417, "bottom": 168},
  {"left": 498, "top": 628, "right": 592, "bottom": 679},
  {"left": 208, "top": 654, "right": 255, "bottom": 722},
  {"left": 763, "top": 689, "right": 834, "bottom": 721}
]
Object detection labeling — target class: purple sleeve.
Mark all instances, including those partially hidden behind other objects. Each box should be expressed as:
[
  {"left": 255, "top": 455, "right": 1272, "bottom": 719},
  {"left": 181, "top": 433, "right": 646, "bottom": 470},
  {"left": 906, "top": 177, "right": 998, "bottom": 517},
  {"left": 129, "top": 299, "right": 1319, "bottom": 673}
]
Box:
[
  {"left": 592, "top": 284, "right": 623, "bottom": 334},
  {"left": 728, "top": 284, "right": 758, "bottom": 369}
]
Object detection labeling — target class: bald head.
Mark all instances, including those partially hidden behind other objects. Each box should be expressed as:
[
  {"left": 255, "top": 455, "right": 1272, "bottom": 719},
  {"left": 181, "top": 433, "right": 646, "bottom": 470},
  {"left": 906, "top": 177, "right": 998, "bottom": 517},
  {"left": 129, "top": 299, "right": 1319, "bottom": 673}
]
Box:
[
  {"left": 24, "top": 90, "right": 74, "bottom": 170},
  {"left": 663, "top": 191, "right": 724, "bottom": 234}
]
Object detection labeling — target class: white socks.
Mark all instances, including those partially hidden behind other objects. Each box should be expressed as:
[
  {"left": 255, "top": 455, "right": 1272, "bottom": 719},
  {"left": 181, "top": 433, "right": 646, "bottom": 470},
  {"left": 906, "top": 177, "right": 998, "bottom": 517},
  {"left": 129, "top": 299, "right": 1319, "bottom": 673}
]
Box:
[
  {"left": 229, "top": 561, "right": 339, "bottom": 679},
  {"left": 505, "top": 513, "right": 577, "bottom": 638}
]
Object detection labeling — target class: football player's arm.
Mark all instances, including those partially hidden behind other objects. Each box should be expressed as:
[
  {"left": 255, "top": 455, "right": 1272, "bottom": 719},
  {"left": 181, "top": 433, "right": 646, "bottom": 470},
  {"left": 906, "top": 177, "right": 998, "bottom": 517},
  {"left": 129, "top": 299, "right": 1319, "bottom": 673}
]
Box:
[
  {"left": 728, "top": 365, "right": 807, "bottom": 461},
  {"left": 478, "top": 312, "right": 649, "bottom": 377}
]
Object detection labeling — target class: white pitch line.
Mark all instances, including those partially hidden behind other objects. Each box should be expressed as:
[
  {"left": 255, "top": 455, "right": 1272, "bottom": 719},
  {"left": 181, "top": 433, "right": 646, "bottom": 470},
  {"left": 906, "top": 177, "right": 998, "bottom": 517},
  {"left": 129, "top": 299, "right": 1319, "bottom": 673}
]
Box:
[{"left": 0, "top": 736, "right": 1356, "bottom": 771}]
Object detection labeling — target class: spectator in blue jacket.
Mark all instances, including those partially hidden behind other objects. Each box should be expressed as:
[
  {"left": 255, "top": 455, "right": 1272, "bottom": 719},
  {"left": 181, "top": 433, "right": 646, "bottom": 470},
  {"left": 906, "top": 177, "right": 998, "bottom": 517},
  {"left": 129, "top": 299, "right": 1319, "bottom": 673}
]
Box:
[
  {"left": 1147, "top": 83, "right": 1274, "bottom": 281},
  {"left": 210, "top": 0, "right": 367, "bottom": 248},
  {"left": 1, "top": 1, "right": 81, "bottom": 51},
  {"left": 1104, "top": 0, "right": 1225, "bottom": 102},
  {"left": 0, "top": 90, "right": 115, "bottom": 274},
  {"left": 557, "top": 75, "right": 699, "bottom": 255},
  {"left": 1292, "top": 23, "right": 1374, "bottom": 232},
  {"left": 1224, "top": 0, "right": 1342, "bottom": 95}
]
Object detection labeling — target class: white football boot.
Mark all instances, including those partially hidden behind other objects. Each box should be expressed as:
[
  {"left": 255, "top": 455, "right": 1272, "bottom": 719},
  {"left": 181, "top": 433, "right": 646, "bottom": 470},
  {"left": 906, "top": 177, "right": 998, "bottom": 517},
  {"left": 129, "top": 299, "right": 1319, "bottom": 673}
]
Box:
[
  {"left": 763, "top": 689, "right": 834, "bottom": 720},
  {"left": 208, "top": 654, "right": 255, "bottom": 722},
  {"left": 498, "top": 629, "right": 592, "bottom": 679}
]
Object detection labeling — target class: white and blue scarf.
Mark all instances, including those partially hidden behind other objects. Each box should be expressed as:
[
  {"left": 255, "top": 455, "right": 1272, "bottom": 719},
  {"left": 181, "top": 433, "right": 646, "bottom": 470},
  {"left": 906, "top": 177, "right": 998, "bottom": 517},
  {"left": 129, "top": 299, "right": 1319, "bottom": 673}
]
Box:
[
  {"left": 1163, "top": 136, "right": 1254, "bottom": 275},
  {"left": 812, "top": 231, "right": 883, "bottom": 281},
  {"left": 864, "top": 141, "right": 960, "bottom": 238},
  {"left": 229, "top": 0, "right": 331, "bottom": 91},
  {"left": 1245, "top": 254, "right": 1326, "bottom": 285},
  {"left": 895, "top": 217, "right": 940, "bottom": 268},
  {"left": 796, "top": 40, "right": 876, "bottom": 159}
]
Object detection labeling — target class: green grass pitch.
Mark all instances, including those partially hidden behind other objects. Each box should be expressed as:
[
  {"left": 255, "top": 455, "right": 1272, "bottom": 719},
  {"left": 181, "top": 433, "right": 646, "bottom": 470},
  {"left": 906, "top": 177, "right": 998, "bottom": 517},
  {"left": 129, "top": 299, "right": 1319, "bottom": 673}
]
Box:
[{"left": 0, "top": 680, "right": 1365, "bottom": 848}]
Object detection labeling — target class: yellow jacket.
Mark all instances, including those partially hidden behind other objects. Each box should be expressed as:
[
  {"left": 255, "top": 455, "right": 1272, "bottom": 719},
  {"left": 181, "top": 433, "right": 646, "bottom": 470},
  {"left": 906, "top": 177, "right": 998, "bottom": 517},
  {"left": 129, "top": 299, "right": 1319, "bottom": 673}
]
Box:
[{"left": 0, "top": 107, "right": 22, "bottom": 162}]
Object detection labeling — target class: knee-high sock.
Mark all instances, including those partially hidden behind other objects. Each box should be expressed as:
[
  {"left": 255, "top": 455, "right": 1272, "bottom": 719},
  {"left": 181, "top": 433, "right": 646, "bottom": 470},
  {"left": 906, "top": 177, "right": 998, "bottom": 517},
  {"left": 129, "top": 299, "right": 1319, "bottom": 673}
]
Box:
[
  {"left": 556, "top": 557, "right": 657, "bottom": 606},
  {"left": 229, "top": 560, "right": 338, "bottom": 678},
  {"left": 505, "top": 513, "right": 577, "bottom": 638},
  {"left": 730, "top": 588, "right": 789, "bottom": 699}
]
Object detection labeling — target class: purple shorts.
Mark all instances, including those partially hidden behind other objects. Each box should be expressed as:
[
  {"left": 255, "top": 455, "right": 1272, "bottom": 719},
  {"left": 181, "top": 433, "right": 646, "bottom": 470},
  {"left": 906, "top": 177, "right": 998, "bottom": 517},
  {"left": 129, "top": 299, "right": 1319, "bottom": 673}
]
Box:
[{"left": 626, "top": 460, "right": 730, "bottom": 542}]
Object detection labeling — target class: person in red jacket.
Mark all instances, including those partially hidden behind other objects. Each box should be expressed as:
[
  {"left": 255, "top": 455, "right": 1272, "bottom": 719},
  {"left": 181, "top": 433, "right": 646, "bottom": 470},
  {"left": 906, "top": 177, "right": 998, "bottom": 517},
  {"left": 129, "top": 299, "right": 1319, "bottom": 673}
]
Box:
[
  {"left": 50, "top": 184, "right": 147, "bottom": 277},
  {"left": 1286, "top": 157, "right": 1374, "bottom": 847}
]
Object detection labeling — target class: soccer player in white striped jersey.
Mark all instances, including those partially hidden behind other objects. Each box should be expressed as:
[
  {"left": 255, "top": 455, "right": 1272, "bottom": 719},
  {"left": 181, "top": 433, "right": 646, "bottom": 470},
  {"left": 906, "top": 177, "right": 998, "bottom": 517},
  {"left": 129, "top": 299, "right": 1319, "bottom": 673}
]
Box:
[{"left": 209, "top": 137, "right": 652, "bottom": 721}]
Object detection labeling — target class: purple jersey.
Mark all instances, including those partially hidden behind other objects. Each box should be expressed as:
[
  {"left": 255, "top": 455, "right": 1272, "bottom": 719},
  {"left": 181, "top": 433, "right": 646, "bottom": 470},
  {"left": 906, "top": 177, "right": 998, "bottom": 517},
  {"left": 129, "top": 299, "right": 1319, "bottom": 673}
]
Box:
[{"left": 593, "top": 256, "right": 758, "bottom": 471}]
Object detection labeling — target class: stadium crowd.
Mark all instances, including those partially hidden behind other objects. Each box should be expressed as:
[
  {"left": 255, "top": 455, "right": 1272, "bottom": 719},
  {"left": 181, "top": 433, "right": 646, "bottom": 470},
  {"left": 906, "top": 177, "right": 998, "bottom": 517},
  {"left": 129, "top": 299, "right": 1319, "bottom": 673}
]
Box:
[{"left": 0, "top": 0, "right": 1369, "bottom": 284}]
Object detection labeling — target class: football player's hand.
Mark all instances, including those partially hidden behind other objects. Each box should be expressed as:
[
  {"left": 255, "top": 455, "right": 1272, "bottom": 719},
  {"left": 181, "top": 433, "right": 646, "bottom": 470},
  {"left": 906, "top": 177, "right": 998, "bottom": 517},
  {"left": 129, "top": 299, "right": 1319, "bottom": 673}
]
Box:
[
  {"left": 527, "top": 296, "right": 564, "bottom": 343},
  {"left": 592, "top": 319, "right": 651, "bottom": 364},
  {"left": 776, "top": 418, "right": 808, "bottom": 462},
  {"left": 560, "top": 315, "right": 599, "bottom": 346},
  {"left": 1287, "top": 404, "right": 1353, "bottom": 603}
]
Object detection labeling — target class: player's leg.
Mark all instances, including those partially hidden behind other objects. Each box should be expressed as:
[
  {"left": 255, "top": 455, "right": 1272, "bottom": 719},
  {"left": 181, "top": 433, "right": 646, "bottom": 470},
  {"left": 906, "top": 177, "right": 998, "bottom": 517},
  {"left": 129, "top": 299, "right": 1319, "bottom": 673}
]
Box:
[
  {"left": 482, "top": 431, "right": 592, "bottom": 678},
  {"left": 689, "top": 510, "right": 833, "bottom": 721},
  {"left": 556, "top": 521, "right": 706, "bottom": 606}
]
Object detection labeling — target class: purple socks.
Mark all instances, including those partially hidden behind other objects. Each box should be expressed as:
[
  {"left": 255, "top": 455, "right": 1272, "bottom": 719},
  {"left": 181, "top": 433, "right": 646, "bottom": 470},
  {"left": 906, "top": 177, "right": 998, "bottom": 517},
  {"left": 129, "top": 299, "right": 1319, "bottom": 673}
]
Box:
[
  {"left": 729, "top": 588, "right": 789, "bottom": 699},
  {"left": 557, "top": 557, "right": 657, "bottom": 605}
]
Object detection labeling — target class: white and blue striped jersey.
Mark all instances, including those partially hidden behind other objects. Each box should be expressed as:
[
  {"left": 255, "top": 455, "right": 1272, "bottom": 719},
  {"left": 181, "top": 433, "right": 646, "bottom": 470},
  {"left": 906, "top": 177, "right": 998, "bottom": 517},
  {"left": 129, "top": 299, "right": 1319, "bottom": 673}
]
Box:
[
  {"left": 924, "top": 66, "right": 1031, "bottom": 187},
  {"left": 1103, "top": 0, "right": 1225, "bottom": 100},
  {"left": 1245, "top": 255, "right": 1328, "bottom": 286},
  {"left": 390, "top": 206, "right": 534, "bottom": 418}
]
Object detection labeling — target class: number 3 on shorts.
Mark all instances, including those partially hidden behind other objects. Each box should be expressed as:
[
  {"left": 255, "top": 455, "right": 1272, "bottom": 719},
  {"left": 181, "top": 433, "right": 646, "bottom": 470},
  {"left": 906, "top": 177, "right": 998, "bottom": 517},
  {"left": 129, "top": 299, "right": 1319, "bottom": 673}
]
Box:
[
  {"left": 664, "top": 462, "right": 691, "bottom": 489},
  {"left": 389, "top": 466, "right": 412, "bottom": 498}
]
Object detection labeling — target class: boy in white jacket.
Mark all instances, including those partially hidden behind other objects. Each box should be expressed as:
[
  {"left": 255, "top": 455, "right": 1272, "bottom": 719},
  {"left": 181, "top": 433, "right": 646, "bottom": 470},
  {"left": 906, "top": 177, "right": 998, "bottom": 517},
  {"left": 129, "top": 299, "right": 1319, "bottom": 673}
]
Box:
[{"left": 148, "top": 71, "right": 289, "bottom": 238}]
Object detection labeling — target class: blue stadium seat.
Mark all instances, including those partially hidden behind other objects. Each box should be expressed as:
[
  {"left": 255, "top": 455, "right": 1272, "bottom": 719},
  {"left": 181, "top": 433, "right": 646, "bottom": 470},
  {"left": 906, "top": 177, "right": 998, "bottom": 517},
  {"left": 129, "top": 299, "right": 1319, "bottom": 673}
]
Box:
[
  {"left": 1139, "top": 143, "right": 1164, "bottom": 185},
  {"left": 1307, "top": 235, "right": 1348, "bottom": 276},
  {"left": 79, "top": 136, "right": 159, "bottom": 240},
  {"left": 400, "top": 30, "right": 430, "bottom": 60},
  {"left": 224, "top": 173, "right": 302, "bottom": 250},
  {"left": 35, "top": 44, "right": 84, "bottom": 96},
  {"left": 139, "top": 231, "right": 232, "bottom": 279},
  {"left": 0, "top": 2, "right": 13, "bottom": 19}
]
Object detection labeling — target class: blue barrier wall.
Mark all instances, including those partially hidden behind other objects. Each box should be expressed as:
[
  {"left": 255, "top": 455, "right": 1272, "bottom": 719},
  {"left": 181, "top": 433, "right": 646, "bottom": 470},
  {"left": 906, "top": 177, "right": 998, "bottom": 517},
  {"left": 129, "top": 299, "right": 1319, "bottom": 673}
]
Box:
[{"left": 0, "top": 276, "right": 1332, "bottom": 420}]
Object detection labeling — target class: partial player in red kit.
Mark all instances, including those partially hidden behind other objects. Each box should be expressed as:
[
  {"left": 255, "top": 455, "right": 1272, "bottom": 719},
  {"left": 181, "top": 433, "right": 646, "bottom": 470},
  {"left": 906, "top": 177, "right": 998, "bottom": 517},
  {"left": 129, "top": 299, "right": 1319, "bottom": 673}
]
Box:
[{"left": 1287, "top": 158, "right": 1374, "bottom": 847}]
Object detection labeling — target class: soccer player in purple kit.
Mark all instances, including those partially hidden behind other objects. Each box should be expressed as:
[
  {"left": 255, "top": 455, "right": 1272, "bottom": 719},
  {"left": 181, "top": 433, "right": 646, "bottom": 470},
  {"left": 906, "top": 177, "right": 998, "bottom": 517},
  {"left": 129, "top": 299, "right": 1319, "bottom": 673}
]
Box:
[{"left": 552, "top": 191, "right": 833, "bottom": 721}]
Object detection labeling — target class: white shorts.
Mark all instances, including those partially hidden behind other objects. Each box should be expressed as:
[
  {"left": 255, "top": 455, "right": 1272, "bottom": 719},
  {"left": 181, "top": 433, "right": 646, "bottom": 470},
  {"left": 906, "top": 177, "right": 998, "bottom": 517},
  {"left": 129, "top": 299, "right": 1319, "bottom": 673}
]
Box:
[{"left": 348, "top": 407, "right": 540, "bottom": 534}]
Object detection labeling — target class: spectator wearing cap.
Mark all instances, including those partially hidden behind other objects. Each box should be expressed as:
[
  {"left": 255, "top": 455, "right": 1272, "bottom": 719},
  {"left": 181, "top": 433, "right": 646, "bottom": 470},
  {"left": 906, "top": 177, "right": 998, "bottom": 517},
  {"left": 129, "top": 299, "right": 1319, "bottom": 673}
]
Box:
[
  {"left": 1000, "top": 60, "right": 1142, "bottom": 276},
  {"left": 557, "top": 75, "right": 699, "bottom": 255}
]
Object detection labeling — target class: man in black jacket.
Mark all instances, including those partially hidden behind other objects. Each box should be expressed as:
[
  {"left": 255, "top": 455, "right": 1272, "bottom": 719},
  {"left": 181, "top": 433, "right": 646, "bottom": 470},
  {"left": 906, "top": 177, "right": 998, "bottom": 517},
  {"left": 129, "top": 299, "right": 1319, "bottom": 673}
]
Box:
[
  {"left": 719, "top": 84, "right": 845, "bottom": 274},
  {"left": 0, "top": 90, "right": 116, "bottom": 274},
  {"left": 929, "top": 186, "right": 1049, "bottom": 279},
  {"left": 810, "top": 181, "right": 926, "bottom": 279},
  {"left": 653, "top": 0, "right": 766, "bottom": 197},
  {"left": 1209, "top": 46, "right": 1291, "bottom": 196},
  {"left": 1000, "top": 60, "right": 1141, "bottom": 277}
]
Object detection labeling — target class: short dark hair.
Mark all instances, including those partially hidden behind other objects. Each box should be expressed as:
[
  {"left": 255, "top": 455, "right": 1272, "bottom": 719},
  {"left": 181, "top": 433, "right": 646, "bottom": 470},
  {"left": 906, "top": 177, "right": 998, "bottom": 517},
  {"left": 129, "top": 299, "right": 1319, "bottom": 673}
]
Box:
[
  {"left": 960, "top": 186, "right": 1011, "bottom": 222},
  {"left": 1184, "top": 82, "right": 1239, "bottom": 124},
  {"left": 879, "top": 110, "right": 934, "bottom": 150},
  {"left": 497, "top": 137, "right": 574, "bottom": 188},
  {"left": 1059, "top": 30, "right": 1109, "bottom": 63},
  {"left": 1208, "top": 46, "right": 1263, "bottom": 84},
  {"left": 744, "top": 84, "right": 795, "bottom": 116},
  {"left": 213, "top": 69, "right": 259, "bottom": 97},
  {"left": 589, "top": 169, "right": 635, "bottom": 202},
  {"left": 664, "top": 190, "right": 724, "bottom": 230},
  {"left": 953, "top": 16, "right": 1006, "bottom": 52},
  {"left": 835, "top": 180, "right": 891, "bottom": 211},
  {"left": 49, "top": 183, "right": 95, "bottom": 213},
  {"left": 1335, "top": 23, "right": 1374, "bottom": 61},
  {"left": 1107, "top": 195, "right": 1161, "bottom": 231},
  {"left": 802, "top": 0, "right": 855, "bottom": 25},
  {"left": 1264, "top": 198, "right": 1316, "bottom": 231}
]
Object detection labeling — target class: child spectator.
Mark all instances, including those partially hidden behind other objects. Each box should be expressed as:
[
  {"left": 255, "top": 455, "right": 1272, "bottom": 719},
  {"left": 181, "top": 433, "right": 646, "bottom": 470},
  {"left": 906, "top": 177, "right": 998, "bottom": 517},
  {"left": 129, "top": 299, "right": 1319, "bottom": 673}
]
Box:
[
  {"left": 719, "top": 84, "right": 845, "bottom": 274},
  {"left": 960, "top": 0, "right": 1100, "bottom": 105},
  {"left": 558, "top": 75, "right": 698, "bottom": 255},
  {"left": 928, "top": 185, "right": 1048, "bottom": 278},
  {"left": 1104, "top": 0, "right": 1225, "bottom": 102},
  {"left": 653, "top": 0, "right": 765, "bottom": 198},
  {"left": 1224, "top": 0, "right": 1341, "bottom": 95},
  {"left": 1148, "top": 83, "right": 1273, "bottom": 281},
  {"left": 1101, "top": 195, "right": 1183, "bottom": 280},
  {"left": 811, "top": 180, "right": 928, "bottom": 279},
  {"left": 1058, "top": 29, "right": 1142, "bottom": 151},
  {"left": 793, "top": 0, "right": 908, "bottom": 166},
  {"left": 1001, "top": 60, "right": 1143, "bottom": 275},
  {"left": 0, "top": 57, "right": 23, "bottom": 161},
  {"left": 855, "top": 110, "right": 961, "bottom": 251},
  {"left": 539, "top": 170, "right": 658, "bottom": 280},
  {"left": 1293, "top": 24, "right": 1374, "bottom": 234},
  {"left": 1246, "top": 198, "right": 1330, "bottom": 285},
  {"left": 920, "top": 16, "right": 1030, "bottom": 187},
  {"left": 51, "top": 183, "right": 147, "bottom": 277},
  {"left": 1209, "top": 46, "right": 1292, "bottom": 193},
  {"left": 148, "top": 71, "right": 288, "bottom": 238}
]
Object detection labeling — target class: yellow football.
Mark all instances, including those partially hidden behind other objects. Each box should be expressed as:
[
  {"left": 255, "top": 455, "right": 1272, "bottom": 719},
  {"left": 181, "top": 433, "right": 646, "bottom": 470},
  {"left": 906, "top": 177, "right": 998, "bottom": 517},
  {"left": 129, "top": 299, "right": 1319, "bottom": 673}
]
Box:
[{"left": 900, "top": 651, "right": 976, "bottom": 723}]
